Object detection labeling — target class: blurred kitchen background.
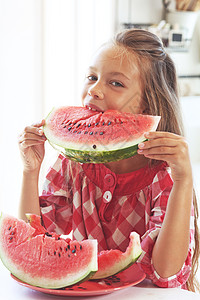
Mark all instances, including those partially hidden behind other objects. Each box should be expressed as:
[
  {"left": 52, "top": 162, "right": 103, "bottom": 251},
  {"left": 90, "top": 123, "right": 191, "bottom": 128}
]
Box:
[{"left": 0, "top": 0, "right": 200, "bottom": 220}]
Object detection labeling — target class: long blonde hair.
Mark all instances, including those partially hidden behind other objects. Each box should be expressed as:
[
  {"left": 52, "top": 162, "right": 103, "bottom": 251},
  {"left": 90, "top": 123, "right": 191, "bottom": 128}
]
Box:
[{"left": 114, "top": 28, "right": 200, "bottom": 292}]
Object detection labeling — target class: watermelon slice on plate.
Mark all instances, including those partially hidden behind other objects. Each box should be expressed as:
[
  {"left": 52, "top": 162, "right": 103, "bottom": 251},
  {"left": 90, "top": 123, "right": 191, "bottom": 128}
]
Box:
[
  {"left": 0, "top": 213, "right": 143, "bottom": 290},
  {"left": 0, "top": 213, "right": 97, "bottom": 289},
  {"left": 43, "top": 106, "right": 160, "bottom": 163}
]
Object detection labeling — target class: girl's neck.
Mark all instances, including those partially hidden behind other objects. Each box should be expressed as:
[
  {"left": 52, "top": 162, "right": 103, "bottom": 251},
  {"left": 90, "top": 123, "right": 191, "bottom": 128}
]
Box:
[{"left": 104, "top": 155, "right": 149, "bottom": 174}]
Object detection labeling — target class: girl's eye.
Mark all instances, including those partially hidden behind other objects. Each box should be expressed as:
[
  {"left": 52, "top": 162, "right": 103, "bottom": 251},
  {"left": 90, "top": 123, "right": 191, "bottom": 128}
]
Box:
[
  {"left": 111, "top": 81, "right": 124, "bottom": 87},
  {"left": 87, "top": 75, "right": 97, "bottom": 81}
]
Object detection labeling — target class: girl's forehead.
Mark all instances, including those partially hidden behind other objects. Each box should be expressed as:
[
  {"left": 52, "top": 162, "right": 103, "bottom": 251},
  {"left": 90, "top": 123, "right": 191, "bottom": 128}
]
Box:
[{"left": 90, "top": 44, "right": 139, "bottom": 71}]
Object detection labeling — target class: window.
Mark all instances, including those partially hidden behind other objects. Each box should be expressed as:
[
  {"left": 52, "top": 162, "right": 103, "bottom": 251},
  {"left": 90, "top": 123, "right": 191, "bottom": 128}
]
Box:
[{"left": 0, "top": 0, "right": 115, "bottom": 216}]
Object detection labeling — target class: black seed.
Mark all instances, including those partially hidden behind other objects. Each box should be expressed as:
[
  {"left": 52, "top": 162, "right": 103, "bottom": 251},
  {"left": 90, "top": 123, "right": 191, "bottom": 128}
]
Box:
[
  {"left": 72, "top": 249, "right": 76, "bottom": 253},
  {"left": 11, "top": 231, "right": 15, "bottom": 235},
  {"left": 48, "top": 251, "right": 50, "bottom": 255},
  {"left": 68, "top": 254, "right": 70, "bottom": 257},
  {"left": 45, "top": 232, "right": 52, "bottom": 237},
  {"left": 84, "top": 131, "right": 88, "bottom": 134},
  {"left": 68, "top": 122, "right": 72, "bottom": 125},
  {"left": 57, "top": 237, "right": 60, "bottom": 240},
  {"left": 60, "top": 247, "right": 62, "bottom": 251},
  {"left": 63, "top": 125, "right": 67, "bottom": 128},
  {"left": 90, "top": 132, "right": 93, "bottom": 135},
  {"left": 67, "top": 245, "right": 70, "bottom": 250},
  {"left": 102, "top": 122, "right": 105, "bottom": 125},
  {"left": 9, "top": 237, "right": 13, "bottom": 241},
  {"left": 121, "top": 121, "right": 123, "bottom": 124},
  {"left": 80, "top": 245, "right": 82, "bottom": 250},
  {"left": 68, "top": 127, "right": 72, "bottom": 131},
  {"left": 74, "top": 130, "right": 77, "bottom": 133},
  {"left": 95, "top": 132, "right": 98, "bottom": 134},
  {"left": 95, "top": 122, "right": 99, "bottom": 126},
  {"left": 54, "top": 251, "right": 56, "bottom": 255},
  {"left": 77, "top": 124, "right": 81, "bottom": 128},
  {"left": 77, "top": 131, "right": 81, "bottom": 134},
  {"left": 65, "top": 247, "right": 68, "bottom": 251},
  {"left": 100, "top": 132, "right": 104, "bottom": 135},
  {"left": 88, "top": 124, "right": 91, "bottom": 127},
  {"left": 58, "top": 253, "right": 61, "bottom": 257},
  {"left": 8, "top": 226, "right": 12, "bottom": 230},
  {"left": 105, "top": 282, "right": 111, "bottom": 286},
  {"left": 74, "top": 245, "right": 76, "bottom": 249},
  {"left": 93, "top": 145, "right": 96, "bottom": 149},
  {"left": 108, "top": 121, "right": 111, "bottom": 125}
]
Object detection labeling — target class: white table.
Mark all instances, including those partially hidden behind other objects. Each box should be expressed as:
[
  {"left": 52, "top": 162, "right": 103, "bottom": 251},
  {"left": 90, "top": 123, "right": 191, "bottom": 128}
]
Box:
[{"left": 0, "top": 260, "right": 200, "bottom": 300}]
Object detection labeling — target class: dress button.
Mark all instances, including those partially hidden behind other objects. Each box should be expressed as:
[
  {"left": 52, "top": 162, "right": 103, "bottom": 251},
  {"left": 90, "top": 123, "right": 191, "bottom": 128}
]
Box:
[
  {"left": 104, "top": 174, "right": 115, "bottom": 187},
  {"left": 103, "top": 191, "right": 112, "bottom": 203}
]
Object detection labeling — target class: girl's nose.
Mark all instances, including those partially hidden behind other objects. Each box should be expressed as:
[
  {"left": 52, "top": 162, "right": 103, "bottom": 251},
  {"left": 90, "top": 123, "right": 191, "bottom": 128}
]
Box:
[{"left": 88, "top": 84, "right": 104, "bottom": 100}]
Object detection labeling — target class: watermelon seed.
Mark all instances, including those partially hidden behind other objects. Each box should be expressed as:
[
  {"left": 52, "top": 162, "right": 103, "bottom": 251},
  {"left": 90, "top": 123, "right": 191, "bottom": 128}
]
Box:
[
  {"left": 45, "top": 232, "right": 52, "bottom": 237},
  {"left": 60, "top": 247, "right": 62, "bottom": 251},
  {"left": 54, "top": 251, "right": 56, "bottom": 255},
  {"left": 68, "top": 254, "right": 70, "bottom": 257},
  {"left": 67, "top": 245, "right": 70, "bottom": 250},
  {"left": 58, "top": 253, "right": 61, "bottom": 257},
  {"left": 77, "top": 124, "right": 81, "bottom": 128},
  {"left": 80, "top": 245, "right": 82, "bottom": 250},
  {"left": 8, "top": 226, "right": 12, "bottom": 230},
  {"left": 11, "top": 231, "right": 15, "bottom": 235},
  {"left": 100, "top": 132, "right": 104, "bottom": 135},
  {"left": 77, "top": 131, "right": 81, "bottom": 134},
  {"left": 102, "top": 122, "right": 105, "bottom": 125},
  {"left": 63, "top": 125, "right": 67, "bottom": 128},
  {"left": 57, "top": 237, "right": 61, "bottom": 240},
  {"left": 93, "top": 145, "right": 96, "bottom": 149},
  {"left": 95, "top": 122, "right": 99, "bottom": 126},
  {"left": 72, "top": 249, "right": 76, "bottom": 254},
  {"left": 90, "top": 132, "right": 93, "bottom": 135},
  {"left": 65, "top": 247, "right": 68, "bottom": 251},
  {"left": 48, "top": 251, "right": 50, "bottom": 255},
  {"left": 9, "top": 237, "right": 13, "bottom": 241},
  {"left": 88, "top": 124, "right": 91, "bottom": 127},
  {"left": 84, "top": 131, "right": 88, "bottom": 134},
  {"left": 68, "top": 127, "right": 72, "bottom": 131},
  {"left": 108, "top": 121, "right": 111, "bottom": 125},
  {"left": 74, "top": 130, "right": 77, "bottom": 133}
]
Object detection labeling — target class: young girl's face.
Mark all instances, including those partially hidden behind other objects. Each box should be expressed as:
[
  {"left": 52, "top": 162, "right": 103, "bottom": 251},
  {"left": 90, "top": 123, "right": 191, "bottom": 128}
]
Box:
[{"left": 81, "top": 44, "right": 146, "bottom": 114}]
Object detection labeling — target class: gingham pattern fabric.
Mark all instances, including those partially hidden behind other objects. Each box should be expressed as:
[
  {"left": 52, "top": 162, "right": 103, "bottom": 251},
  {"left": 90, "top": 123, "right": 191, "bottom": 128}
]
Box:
[{"left": 39, "top": 154, "right": 194, "bottom": 289}]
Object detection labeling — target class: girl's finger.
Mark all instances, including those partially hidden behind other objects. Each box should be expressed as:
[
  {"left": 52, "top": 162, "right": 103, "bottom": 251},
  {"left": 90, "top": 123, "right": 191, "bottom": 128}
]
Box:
[
  {"left": 138, "top": 138, "right": 181, "bottom": 150},
  {"left": 20, "top": 139, "right": 46, "bottom": 149},
  {"left": 144, "top": 131, "right": 182, "bottom": 140}
]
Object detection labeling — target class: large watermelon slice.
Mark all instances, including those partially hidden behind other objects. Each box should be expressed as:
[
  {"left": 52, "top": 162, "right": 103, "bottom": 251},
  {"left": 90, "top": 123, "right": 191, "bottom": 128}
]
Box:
[
  {"left": 43, "top": 106, "right": 160, "bottom": 163},
  {"left": 0, "top": 213, "right": 98, "bottom": 289}
]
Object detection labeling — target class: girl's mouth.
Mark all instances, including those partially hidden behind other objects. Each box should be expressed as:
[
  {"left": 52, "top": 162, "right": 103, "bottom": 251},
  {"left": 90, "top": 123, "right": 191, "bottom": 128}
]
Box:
[{"left": 85, "top": 104, "right": 103, "bottom": 112}]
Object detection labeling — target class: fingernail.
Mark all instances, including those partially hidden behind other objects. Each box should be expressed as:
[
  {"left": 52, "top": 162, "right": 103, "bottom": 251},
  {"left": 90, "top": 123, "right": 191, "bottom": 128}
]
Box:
[
  {"left": 139, "top": 143, "right": 145, "bottom": 148},
  {"left": 144, "top": 132, "right": 150, "bottom": 138}
]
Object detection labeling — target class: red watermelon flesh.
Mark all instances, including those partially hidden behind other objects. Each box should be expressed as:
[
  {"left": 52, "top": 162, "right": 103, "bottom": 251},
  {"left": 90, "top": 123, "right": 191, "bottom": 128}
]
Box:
[
  {"left": 28, "top": 214, "right": 142, "bottom": 280},
  {"left": 0, "top": 213, "right": 97, "bottom": 289},
  {"left": 44, "top": 106, "right": 160, "bottom": 163}
]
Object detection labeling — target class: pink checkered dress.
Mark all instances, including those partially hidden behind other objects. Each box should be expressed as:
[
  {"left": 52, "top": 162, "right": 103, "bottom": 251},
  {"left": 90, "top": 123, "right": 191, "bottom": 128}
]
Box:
[{"left": 39, "top": 154, "right": 194, "bottom": 289}]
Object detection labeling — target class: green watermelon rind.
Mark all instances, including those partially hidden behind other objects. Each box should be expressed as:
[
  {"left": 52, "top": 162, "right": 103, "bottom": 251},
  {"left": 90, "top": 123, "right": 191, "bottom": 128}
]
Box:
[
  {"left": 0, "top": 213, "right": 98, "bottom": 289},
  {"left": 48, "top": 140, "right": 146, "bottom": 163}
]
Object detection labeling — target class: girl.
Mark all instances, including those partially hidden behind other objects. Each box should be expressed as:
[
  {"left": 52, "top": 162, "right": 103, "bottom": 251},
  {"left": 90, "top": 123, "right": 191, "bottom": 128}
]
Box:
[{"left": 18, "top": 29, "right": 199, "bottom": 292}]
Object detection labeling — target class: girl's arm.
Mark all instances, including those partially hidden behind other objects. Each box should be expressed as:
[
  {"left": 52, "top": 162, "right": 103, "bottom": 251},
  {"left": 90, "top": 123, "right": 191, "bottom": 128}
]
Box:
[
  {"left": 18, "top": 120, "right": 46, "bottom": 220},
  {"left": 138, "top": 131, "right": 193, "bottom": 278}
]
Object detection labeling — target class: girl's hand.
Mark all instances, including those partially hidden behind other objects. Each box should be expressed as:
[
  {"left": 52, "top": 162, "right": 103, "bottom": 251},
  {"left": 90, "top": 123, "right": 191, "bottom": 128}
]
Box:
[
  {"left": 138, "top": 131, "right": 192, "bottom": 183},
  {"left": 18, "top": 120, "right": 46, "bottom": 173}
]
